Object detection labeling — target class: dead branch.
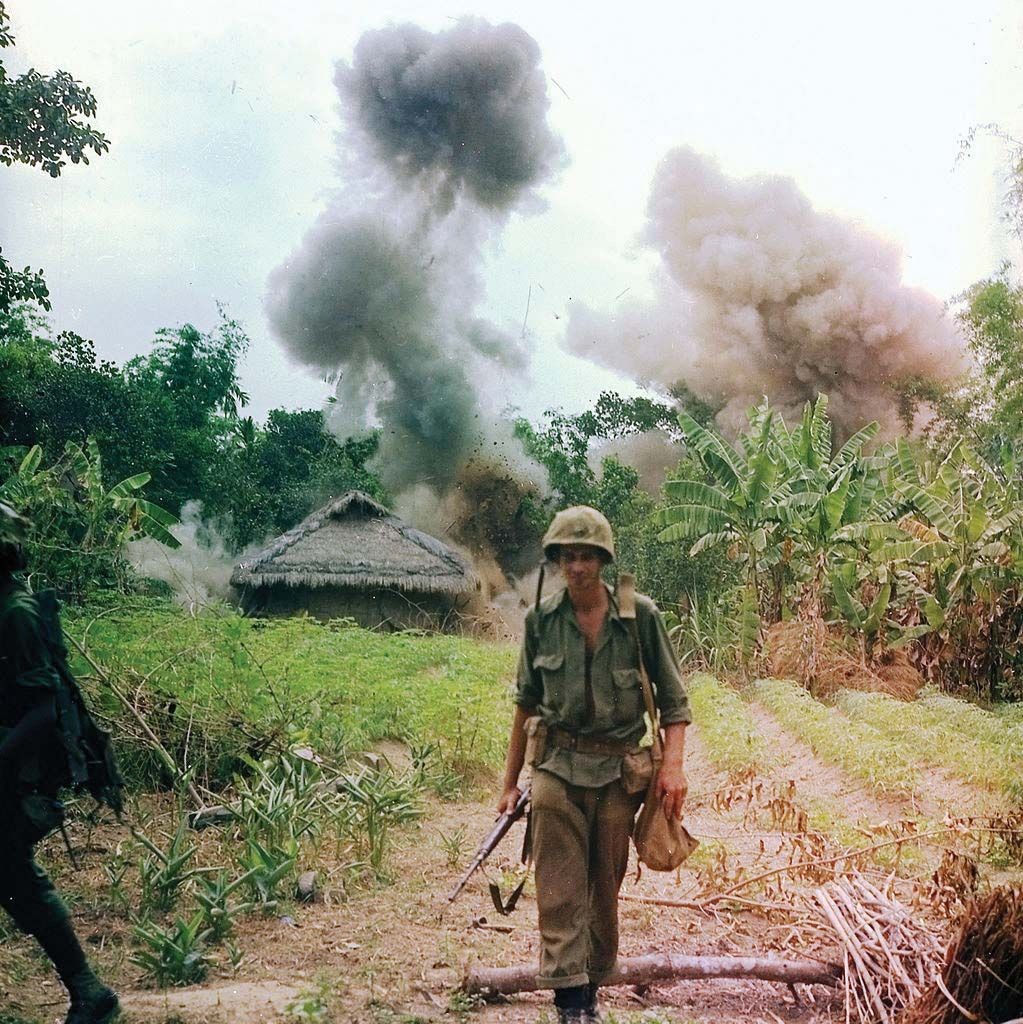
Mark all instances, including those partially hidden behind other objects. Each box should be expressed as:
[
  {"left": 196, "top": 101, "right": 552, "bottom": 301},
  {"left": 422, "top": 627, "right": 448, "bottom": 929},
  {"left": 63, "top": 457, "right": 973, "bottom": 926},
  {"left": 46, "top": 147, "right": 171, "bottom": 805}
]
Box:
[
  {"left": 698, "top": 825, "right": 1023, "bottom": 906},
  {"left": 463, "top": 953, "right": 842, "bottom": 996},
  {"left": 65, "top": 630, "right": 204, "bottom": 807}
]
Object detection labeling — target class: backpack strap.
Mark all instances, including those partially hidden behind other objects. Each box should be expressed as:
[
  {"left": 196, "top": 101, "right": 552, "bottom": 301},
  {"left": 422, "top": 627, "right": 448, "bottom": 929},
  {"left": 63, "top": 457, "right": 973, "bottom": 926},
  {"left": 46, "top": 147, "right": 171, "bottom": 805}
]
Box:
[{"left": 617, "top": 572, "right": 662, "bottom": 762}]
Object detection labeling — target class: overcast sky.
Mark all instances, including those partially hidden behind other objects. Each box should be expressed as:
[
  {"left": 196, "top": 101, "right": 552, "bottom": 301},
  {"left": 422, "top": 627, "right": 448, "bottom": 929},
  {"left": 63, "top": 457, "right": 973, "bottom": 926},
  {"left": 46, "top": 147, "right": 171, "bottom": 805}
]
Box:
[{"left": 3, "top": 0, "right": 1021, "bottom": 423}]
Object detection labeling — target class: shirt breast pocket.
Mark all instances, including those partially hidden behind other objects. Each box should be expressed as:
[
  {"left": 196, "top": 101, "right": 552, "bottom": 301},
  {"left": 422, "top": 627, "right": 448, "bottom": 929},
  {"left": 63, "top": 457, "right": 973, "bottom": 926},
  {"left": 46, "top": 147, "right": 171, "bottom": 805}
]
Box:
[
  {"left": 612, "top": 667, "right": 644, "bottom": 723},
  {"left": 532, "top": 651, "right": 566, "bottom": 705}
]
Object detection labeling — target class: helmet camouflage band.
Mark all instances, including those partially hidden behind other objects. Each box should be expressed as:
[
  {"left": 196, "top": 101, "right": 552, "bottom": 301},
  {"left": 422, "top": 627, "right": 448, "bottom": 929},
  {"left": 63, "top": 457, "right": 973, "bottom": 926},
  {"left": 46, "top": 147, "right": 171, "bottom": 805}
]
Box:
[
  {"left": 0, "top": 500, "right": 27, "bottom": 545},
  {"left": 541, "top": 505, "right": 615, "bottom": 562}
]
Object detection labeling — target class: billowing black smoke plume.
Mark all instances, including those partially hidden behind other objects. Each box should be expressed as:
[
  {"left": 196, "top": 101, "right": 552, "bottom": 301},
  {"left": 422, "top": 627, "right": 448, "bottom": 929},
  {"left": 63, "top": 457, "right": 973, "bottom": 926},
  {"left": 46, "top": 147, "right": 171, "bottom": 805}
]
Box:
[
  {"left": 336, "top": 20, "right": 564, "bottom": 211},
  {"left": 266, "top": 18, "right": 562, "bottom": 511},
  {"left": 567, "top": 147, "right": 967, "bottom": 437}
]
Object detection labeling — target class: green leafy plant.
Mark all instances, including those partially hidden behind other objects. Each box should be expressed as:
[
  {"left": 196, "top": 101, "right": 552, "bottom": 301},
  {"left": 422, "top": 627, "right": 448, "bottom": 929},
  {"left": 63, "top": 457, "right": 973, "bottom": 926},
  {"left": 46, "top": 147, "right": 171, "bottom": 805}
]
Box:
[
  {"left": 234, "top": 836, "right": 298, "bottom": 911},
  {"left": 130, "top": 913, "right": 212, "bottom": 987},
  {"left": 438, "top": 824, "right": 469, "bottom": 869},
  {"left": 135, "top": 818, "right": 200, "bottom": 917},
  {"left": 336, "top": 765, "right": 423, "bottom": 880},
  {"left": 194, "top": 870, "right": 258, "bottom": 943}
]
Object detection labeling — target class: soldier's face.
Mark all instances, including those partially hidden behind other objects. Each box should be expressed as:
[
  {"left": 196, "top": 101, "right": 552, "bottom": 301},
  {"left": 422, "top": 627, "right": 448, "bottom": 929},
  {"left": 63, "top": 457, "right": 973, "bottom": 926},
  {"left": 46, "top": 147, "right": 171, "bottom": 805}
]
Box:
[{"left": 558, "top": 545, "right": 604, "bottom": 590}]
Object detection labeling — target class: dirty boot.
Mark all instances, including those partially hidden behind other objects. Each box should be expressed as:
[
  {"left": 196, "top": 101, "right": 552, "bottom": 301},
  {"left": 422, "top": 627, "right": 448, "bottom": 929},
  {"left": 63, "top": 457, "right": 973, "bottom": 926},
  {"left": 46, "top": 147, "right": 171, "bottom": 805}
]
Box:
[
  {"left": 584, "top": 982, "right": 604, "bottom": 1022},
  {"left": 553, "top": 985, "right": 588, "bottom": 1023},
  {"left": 64, "top": 972, "right": 120, "bottom": 1024},
  {"left": 31, "top": 916, "right": 118, "bottom": 1024}
]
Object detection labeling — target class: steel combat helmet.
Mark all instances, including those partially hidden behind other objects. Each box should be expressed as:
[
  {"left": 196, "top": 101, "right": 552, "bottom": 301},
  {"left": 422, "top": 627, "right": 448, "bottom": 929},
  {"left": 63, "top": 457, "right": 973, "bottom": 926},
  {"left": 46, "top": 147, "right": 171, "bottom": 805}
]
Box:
[{"left": 541, "top": 505, "right": 615, "bottom": 562}]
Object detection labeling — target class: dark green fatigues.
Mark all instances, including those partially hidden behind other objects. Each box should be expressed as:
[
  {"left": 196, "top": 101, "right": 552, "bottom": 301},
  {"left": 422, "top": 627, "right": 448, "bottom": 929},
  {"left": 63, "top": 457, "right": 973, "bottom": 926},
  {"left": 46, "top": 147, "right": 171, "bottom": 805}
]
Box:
[
  {"left": 0, "top": 578, "right": 120, "bottom": 1020},
  {"left": 515, "top": 585, "right": 691, "bottom": 988},
  {"left": 0, "top": 580, "right": 73, "bottom": 937}
]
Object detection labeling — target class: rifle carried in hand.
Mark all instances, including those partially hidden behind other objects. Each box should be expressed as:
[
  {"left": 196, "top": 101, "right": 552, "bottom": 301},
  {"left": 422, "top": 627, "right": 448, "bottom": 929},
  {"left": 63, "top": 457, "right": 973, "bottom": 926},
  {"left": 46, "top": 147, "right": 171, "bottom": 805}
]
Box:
[{"left": 447, "top": 786, "right": 530, "bottom": 908}]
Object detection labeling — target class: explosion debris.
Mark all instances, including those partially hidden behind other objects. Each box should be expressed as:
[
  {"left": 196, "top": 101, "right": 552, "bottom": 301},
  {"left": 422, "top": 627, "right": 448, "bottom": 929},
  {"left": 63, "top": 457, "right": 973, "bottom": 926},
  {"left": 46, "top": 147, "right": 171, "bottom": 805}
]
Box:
[
  {"left": 266, "top": 18, "right": 563, "bottom": 544},
  {"left": 566, "top": 147, "right": 968, "bottom": 437}
]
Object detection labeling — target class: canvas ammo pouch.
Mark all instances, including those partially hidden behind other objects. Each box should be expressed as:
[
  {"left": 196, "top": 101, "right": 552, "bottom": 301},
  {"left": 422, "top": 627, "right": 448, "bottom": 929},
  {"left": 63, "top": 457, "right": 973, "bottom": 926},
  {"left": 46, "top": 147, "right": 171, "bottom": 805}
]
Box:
[
  {"left": 523, "top": 715, "right": 548, "bottom": 768},
  {"left": 621, "top": 746, "right": 656, "bottom": 795}
]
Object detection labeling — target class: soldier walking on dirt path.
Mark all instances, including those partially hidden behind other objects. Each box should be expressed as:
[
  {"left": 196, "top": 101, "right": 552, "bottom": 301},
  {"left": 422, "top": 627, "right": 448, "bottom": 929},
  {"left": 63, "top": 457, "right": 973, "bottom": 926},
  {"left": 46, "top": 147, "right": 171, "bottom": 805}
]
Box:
[
  {"left": 0, "top": 502, "right": 123, "bottom": 1024},
  {"left": 498, "top": 506, "right": 692, "bottom": 1023}
]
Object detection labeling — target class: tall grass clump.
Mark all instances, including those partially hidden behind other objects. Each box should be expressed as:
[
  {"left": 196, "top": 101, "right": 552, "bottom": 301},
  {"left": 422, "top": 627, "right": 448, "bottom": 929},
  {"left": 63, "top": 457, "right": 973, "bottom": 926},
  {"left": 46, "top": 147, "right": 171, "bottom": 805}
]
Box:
[
  {"left": 63, "top": 597, "right": 516, "bottom": 793},
  {"left": 754, "top": 679, "right": 919, "bottom": 795},
  {"left": 836, "top": 689, "right": 1023, "bottom": 802},
  {"left": 685, "top": 673, "right": 769, "bottom": 774}
]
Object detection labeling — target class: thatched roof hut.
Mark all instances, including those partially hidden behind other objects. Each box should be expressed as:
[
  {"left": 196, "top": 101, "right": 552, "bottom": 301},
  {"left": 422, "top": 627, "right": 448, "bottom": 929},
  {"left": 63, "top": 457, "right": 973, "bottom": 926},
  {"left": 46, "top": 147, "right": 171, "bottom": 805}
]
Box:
[{"left": 231, "top": 492, "right": 479, "bottom": 630}]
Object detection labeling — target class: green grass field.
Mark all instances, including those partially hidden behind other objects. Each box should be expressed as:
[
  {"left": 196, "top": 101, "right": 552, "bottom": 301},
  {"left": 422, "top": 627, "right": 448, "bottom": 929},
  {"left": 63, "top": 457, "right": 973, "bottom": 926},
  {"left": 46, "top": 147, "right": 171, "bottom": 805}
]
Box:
[
  {"left": 834, "top": 688, "right": 1023, "bottom": 801},
  {"left": 684, "top": 672, "right": 770, "bottom": 775},
  {"left": 65, "top": 597, "right": 517, "bottom": 791},
  {"left": 752, "top": 678, "right": 921, "bottom": 795}
]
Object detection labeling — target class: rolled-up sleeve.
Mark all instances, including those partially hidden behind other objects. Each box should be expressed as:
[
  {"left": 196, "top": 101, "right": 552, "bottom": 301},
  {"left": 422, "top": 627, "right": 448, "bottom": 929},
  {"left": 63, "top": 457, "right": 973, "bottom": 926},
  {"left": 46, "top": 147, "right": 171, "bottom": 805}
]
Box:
[
  {"left": 514, "top": 610, "right": 542, "bottom": 710},
  {"left": 638, "top": 598, "right": 692, "bottom": 726}
]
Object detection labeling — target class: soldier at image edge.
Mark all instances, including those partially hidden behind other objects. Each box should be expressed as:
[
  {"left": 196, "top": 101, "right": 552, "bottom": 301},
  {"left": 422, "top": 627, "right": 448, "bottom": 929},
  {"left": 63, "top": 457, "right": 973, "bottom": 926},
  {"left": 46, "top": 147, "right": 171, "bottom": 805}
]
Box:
[
  {"left": 0, "top": 501, "right": 123, "bottom": 1024},
  {"left": 497, "top": 505, "right": 692, "bottom": 1023}
]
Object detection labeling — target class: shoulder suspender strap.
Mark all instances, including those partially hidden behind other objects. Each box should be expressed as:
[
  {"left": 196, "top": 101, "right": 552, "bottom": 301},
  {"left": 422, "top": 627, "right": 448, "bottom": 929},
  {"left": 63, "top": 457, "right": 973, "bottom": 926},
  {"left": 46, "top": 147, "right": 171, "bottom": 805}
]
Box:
[{"left": 617, "top": 573, "right": 662, "bottom": 758}]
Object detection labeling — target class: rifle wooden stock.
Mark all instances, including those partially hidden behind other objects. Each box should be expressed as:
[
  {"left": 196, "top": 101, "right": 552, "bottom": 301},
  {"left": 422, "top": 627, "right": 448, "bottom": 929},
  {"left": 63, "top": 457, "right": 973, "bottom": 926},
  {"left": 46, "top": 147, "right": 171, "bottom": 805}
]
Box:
[{"left": 447, "top": 787, "right": 530, "bottom": 903}]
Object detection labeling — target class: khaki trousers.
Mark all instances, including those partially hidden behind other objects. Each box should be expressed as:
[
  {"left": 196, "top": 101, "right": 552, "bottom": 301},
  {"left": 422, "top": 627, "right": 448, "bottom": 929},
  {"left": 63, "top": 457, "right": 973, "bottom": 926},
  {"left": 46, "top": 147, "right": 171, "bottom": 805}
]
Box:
[{"left": 531, "top": 769, "right": 643, "bottom": 988}]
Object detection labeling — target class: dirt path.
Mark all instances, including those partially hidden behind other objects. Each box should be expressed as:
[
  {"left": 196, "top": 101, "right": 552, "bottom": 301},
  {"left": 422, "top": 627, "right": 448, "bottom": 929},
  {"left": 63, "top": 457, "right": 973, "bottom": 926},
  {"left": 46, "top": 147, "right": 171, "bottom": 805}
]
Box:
[
  {"left": 6, "top": 715, "right": 1017, "bottom": 1024},
  {"left": 748, "top": 700, "right": 1009, "bottom": 828},
  {"left": 747, "top": 704, "right": 924, "bottom": 825}
]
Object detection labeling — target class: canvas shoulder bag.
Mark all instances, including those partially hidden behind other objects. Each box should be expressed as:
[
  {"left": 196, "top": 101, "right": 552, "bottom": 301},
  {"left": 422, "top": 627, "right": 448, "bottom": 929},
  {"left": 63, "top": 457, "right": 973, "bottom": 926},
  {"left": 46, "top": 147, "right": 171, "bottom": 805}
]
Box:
[{"left": 617, "top": 573, "right": 698, "bottom": 872}]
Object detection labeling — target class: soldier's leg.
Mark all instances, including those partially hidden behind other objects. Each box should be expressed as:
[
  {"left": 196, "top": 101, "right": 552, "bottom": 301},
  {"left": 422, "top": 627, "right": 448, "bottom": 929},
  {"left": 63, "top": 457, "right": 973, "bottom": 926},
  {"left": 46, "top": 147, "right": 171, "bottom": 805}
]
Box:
[
  {"left": 531, "top": 769, "right": 593, "bottom": 992},
  {"left": 586, "top": 779, "right": 643, "bottom": 985},
  {"left": 0, "top": 825, "right": 119, "bottom": 1024}
]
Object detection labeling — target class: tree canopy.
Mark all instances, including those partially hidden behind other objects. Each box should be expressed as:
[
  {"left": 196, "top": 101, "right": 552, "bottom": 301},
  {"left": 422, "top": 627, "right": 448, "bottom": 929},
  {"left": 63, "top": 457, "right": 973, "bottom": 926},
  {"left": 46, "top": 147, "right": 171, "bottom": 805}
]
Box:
[{"left": 0, "top": 1, "right": 110, "bottom": 311}]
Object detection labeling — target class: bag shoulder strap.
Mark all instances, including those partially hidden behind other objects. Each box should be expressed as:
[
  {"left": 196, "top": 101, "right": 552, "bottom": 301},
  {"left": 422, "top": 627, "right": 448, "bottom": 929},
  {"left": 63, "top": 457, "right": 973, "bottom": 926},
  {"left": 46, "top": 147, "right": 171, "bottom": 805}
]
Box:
[{"left": 617, "top": 572, "right": 662, "bottom": 758}]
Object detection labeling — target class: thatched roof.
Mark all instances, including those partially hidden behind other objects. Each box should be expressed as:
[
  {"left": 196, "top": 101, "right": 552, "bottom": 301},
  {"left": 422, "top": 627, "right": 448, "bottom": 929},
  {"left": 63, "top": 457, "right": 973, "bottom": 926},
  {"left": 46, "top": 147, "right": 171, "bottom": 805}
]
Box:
[{"left": 230, "top": 492, "right": 479, "bottom": 595}]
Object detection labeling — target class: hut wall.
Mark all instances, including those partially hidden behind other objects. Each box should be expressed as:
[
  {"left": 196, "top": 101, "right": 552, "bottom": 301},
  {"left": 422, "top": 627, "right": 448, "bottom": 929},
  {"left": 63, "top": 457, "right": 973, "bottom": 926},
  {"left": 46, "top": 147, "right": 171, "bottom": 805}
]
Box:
[{"left": 241, "top": 584, "right": 463, "bottom": 631}]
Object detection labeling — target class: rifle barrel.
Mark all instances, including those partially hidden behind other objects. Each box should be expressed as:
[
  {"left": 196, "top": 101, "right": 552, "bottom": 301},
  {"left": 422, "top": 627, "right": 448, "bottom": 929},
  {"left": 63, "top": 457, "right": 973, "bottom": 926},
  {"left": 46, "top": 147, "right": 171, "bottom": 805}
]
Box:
[{"left": 446, "top": 787, "right": 530, "bottom": 903}]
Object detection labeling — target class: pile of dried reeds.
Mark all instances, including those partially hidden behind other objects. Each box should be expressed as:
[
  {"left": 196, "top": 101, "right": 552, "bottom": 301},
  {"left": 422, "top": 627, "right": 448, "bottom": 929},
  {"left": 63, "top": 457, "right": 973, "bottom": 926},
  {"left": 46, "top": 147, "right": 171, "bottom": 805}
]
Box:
[
  {"left": 765, "top": 620, "right": 923, "bottom": 700},
  {"left": 900, "top": 886, "right": 1023, "bottom": 1024},
  {"left": 814, "top": 877, "right": 944, "bottom": 1024}
]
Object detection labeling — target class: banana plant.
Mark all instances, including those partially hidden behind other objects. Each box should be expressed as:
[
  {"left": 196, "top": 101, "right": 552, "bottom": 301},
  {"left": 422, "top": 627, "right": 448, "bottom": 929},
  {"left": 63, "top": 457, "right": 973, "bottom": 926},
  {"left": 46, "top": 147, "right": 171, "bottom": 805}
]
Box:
[
  {"left": 1, "top": 438, "right": 180, "bottom": 596},
  {"left": 828, "top": 566, "right": 932, "bottom": 661},
  {"left": 61, "top": 438, "right": 181, "bottom": 550},
  {"left": 655, "top": 401, "right": 788, "bottom": 659},
  {"left": 889, "top": 438, "right": 1023, "bottom": 696}
]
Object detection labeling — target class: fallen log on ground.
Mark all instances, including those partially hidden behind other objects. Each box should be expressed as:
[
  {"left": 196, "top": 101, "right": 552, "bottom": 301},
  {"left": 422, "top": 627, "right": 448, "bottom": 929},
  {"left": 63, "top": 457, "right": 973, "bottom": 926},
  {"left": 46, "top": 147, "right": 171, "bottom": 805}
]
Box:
[{"left": 463, "top": 953, "right": 842, "bottom": 996}]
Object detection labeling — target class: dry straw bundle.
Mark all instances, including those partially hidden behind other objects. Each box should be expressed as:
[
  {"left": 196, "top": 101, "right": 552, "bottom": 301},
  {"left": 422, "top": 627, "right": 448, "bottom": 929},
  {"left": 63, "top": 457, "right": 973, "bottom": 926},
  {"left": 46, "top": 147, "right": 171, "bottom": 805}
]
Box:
[
  {"left": 765, "top": 619, "right": 924, "bottom": 700},
  {"left": 900, "top": 886, "right": 1023, "bottom": 1024},
  {"left": 814, "top": 877, "right": 945, "bottom": 1024}
]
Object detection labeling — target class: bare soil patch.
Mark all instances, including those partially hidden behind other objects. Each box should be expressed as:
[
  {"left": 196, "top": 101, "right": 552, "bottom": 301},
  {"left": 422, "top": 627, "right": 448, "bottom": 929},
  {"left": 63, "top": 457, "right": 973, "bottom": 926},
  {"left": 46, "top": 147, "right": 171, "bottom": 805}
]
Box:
[{"left": 4, "top": 718, "right": 1019, "bottom": 1024}]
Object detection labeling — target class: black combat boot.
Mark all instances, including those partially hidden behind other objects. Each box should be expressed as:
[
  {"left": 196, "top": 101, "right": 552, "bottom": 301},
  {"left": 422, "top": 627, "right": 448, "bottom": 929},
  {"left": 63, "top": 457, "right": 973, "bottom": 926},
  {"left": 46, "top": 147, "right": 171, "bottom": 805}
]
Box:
[
  {"left": 584, "top": 982, "right": 604, "bottom": 1022},
  {"left": 32, "top": 917, "right": 119, "bottom": 1024},
  {"left": 64, "top": 971, "right": 120, "bottom": 1024},
  {"left": 552, "top": 984, "right": 589, "bottom": 1023}
]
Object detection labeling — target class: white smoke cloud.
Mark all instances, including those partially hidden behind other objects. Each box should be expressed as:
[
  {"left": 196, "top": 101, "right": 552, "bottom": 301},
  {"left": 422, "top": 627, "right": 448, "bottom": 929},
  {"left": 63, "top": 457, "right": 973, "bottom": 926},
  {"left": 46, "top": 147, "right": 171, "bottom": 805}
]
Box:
[
  {"left": 567, "top": 147, "right": 969, "bottom": 437},
  {"left": 127, "top": 501, "right": 258, "bottom": 613}
]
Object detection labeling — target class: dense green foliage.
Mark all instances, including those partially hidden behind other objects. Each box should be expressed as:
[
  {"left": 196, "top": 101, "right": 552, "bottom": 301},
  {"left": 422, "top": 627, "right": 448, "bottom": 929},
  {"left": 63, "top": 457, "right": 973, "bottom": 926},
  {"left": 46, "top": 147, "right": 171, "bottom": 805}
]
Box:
[
  {"left": 514, "top": 390, "right": 734, "bottom": 610},
  {"left": 657, "top": 396, "right": 1023, "bottom": 698},
  {"left": 2, "top": 440, "right": 179, "bottom": 598},
  {"left": 65, "top": 597, "right": 516, "bottom": 792},
  {"left": 0, "top": 2, "right": 110, "bottom": 311},
  {"left": 0, "top": 304, "right": 388, "bottom": 576},
  {"left": 905, "top": 268, "right": 1023, "bottom": 471}
]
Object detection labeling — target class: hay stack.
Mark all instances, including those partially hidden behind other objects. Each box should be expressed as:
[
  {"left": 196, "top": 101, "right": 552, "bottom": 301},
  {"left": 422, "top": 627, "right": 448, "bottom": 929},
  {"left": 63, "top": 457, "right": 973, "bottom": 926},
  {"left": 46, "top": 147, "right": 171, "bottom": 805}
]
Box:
[
  {"left": 765, "top": 620, "right": 923, "bottom": 700},
  {"left": 899, "top": 886, "right": 1023, "bottom": 1024}
]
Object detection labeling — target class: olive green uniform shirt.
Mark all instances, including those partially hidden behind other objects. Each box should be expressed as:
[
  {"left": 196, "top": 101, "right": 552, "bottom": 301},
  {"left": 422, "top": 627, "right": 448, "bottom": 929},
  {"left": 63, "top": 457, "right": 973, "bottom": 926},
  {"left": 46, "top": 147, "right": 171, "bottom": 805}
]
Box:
[
  {"left": 0, "top": 581, "right": 64, "bottom": 792},
  {"left": 515, "top": 584, "right": 692, "bottom": 788}
]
